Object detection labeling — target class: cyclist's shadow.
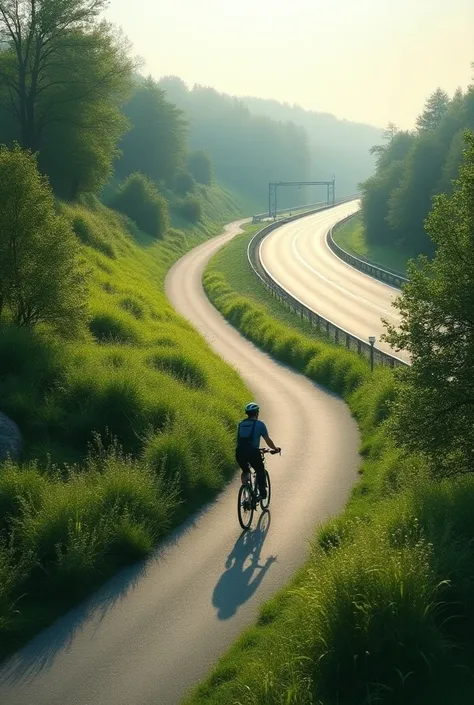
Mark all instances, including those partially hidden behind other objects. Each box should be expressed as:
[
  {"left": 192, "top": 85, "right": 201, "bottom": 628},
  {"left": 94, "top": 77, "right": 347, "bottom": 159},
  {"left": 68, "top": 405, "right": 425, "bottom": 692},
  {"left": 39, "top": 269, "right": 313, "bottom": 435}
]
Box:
[{"left": 212, "top": 511, "right": 276, "bottom": 620}]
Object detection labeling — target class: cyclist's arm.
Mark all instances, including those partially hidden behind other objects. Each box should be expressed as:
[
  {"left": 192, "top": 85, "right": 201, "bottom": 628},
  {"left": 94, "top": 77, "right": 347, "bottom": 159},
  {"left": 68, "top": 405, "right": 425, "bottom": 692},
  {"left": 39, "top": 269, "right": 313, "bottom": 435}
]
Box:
[{"left": 263, "top": 434, "right": 279, "bottom": 452}]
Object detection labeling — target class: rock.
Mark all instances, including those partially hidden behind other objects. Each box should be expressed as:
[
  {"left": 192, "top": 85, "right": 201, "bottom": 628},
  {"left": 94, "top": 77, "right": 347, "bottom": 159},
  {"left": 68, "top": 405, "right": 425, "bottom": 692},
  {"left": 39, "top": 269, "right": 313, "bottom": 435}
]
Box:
[{"left": 0, "top": 412, "right": 21, "bottom": 462}]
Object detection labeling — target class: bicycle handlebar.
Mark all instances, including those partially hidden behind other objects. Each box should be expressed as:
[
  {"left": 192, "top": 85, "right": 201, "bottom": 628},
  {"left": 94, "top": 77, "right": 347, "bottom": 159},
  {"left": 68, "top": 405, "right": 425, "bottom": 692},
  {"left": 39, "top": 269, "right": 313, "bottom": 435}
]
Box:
[{"left": 260, "top": 447, "right": 281, "bottom": 456}]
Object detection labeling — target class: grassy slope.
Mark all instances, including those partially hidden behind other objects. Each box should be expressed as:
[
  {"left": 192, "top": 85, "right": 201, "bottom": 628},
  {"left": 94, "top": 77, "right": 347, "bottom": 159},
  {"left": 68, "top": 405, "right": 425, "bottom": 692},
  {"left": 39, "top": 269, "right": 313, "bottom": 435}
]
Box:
[
  {"left": 0, "top": 186, "right": 252, "bottom": 660},
  {"left": 185, "top": 226, "right": 474, "bottom": 705},
  {"left": 334, "top": 213, "right": 410, "bottom": 274}
]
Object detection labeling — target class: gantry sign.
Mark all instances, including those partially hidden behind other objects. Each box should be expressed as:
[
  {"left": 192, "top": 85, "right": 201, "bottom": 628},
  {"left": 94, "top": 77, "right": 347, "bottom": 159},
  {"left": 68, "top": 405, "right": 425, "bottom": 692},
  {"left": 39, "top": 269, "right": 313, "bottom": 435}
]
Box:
[{"left": 268, "top": 177, "right": 335, "bottom": 219}]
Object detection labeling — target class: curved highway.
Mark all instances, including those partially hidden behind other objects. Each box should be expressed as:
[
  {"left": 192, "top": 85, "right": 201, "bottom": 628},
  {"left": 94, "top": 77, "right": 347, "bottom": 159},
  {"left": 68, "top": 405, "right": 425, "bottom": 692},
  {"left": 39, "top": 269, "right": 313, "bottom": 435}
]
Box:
[
  {"left": 0, "top": 220, "right": 360, "bottom": 705},
  {"left": 260, "top": 201, "right": 407, "bottom": 362}
]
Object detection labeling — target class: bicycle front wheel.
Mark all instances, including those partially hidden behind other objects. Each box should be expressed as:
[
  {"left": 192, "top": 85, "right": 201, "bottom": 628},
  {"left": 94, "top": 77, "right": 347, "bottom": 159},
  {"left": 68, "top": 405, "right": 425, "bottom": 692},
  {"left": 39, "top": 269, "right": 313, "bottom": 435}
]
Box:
[
  {"left": 238, "top": 484, "right": 254, "bottom": 530},
  {"left": 260, "top": 470, "right": 271, "bottom": 510}
]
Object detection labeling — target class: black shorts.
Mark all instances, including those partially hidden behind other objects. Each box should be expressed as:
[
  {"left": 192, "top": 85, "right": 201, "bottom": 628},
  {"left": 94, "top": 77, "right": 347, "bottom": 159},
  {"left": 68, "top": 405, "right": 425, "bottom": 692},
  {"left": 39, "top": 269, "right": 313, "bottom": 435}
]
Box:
[{"left": 235, "top": 447, "right": 266, "bottom": 489}]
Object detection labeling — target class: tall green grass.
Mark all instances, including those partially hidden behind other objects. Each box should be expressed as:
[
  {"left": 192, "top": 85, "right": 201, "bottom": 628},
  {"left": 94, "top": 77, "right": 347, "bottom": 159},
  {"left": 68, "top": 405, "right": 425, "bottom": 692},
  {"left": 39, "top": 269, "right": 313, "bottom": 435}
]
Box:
[
  {"left": 186, "top": 226, "right": 474, "bottom": 704},
  {"left": 0, "top": 189, "right": 251, "bottom": 659}
]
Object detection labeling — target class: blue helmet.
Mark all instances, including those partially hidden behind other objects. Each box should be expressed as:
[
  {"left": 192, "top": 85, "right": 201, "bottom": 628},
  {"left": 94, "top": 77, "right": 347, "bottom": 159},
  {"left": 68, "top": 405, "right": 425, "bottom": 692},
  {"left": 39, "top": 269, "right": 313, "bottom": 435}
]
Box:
[{"left": 245, "top": 402, "right": 260, "bottom": 415}]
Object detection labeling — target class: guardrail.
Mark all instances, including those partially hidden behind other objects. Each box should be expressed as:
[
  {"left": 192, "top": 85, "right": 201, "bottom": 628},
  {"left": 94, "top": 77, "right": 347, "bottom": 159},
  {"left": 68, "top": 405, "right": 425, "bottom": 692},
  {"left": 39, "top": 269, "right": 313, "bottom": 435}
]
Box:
[
  {"left": 247, "top": 200, "right": 408, "bottom": 369},
  {"left": 328, "top": 212, "right": 409, "bottom": 289},
  {"left": 252, "top": 200, "right": 327, "bottom": 223}
]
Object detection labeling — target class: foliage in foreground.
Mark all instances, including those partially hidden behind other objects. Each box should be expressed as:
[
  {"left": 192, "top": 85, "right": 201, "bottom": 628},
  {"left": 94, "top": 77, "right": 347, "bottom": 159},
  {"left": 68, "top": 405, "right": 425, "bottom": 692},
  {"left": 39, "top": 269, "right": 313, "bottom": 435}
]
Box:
[
  {"left": 185, "top": 225, "right": 474, "bottom": 703},
  {"left": 0, "top": 440, "right": 178, "bottom": 658},
  {"left": 384, "top": 131, "right": 474, "bottom": 476},
  {"left": 0, "top": 145, "right": 87, "bottom": 334}
]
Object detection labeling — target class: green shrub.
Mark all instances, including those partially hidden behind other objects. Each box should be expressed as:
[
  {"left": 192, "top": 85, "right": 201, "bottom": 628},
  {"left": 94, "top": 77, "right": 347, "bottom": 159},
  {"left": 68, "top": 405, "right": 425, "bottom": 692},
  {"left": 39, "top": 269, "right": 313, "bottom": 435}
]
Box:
[
  {"left": 1, "top": 441, "right": 180, "bottom": 615},
  {"left": 0, "top": 462, "right": 47, "bottom": 533},
  {"left": 89, "top": 311, "right": 140, "bottom": 343},
  {"left": 305, "top": 523, "right": 446, "bottom": 702},
  {"left": 147, "top": 352, "right": 208, "bottom": 389},
  {"left": 179, "top": 195, "right": 202, "bottom": 223},
  {"left": 0, "top": 145, "right": 88, "bottom": 334},
  {"left": 64, "top": 374, "right": 147, "bottom": 453},
  {"left": 112, "top": 173, "right": 169, "bottom": 238}
]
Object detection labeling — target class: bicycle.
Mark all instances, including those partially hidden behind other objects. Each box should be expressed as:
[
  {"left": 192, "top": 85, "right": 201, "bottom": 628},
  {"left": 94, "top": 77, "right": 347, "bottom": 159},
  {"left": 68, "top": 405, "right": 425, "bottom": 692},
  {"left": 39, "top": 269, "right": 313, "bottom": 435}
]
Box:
[{"left": 237, "top": 448, "right": 280, "bottom": 531}]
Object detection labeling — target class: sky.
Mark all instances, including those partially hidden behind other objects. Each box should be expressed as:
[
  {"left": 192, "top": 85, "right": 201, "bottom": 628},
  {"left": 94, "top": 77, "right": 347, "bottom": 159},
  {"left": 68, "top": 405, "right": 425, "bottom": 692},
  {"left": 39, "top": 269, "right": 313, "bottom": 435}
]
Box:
[{"left": 106, "top": 0, "right": 474, "bottom": 129}]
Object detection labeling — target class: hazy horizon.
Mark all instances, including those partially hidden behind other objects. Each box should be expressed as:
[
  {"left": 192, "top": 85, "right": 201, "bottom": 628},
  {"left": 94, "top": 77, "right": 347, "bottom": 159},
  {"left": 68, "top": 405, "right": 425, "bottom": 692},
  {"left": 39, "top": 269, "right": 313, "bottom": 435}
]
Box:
[{"left": 106, "top": 0, "right": 473, "bottom": 130}]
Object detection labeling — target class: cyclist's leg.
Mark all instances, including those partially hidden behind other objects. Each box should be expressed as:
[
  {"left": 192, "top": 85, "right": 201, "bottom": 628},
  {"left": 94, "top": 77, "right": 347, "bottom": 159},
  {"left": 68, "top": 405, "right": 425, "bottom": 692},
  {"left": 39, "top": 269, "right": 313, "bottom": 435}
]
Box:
[
  {"left": 235, "top": 448, "right": 251, "bottom": 484},
  {"left": 250, "top": 450, "right": 267, "bottom": 498}
]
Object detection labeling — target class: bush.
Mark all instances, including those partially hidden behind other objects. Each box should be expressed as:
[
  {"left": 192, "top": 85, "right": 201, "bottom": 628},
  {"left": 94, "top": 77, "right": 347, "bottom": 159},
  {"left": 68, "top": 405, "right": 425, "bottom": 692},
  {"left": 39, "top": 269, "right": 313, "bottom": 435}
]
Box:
[
  {"left": 175, "top": 171, "right": 195, "bottom": 195},
  {"left": 188, "top": 150, "right": 213, "bottom": 185},
  {"left": 179, "top": 195, "right": 203, "bottom": 224},
  {"left": 305, "top": 522, "right": 446, "bottom": 702},
  {"left": 112, "top": 173, "right": 169, "bottom": 238},
  {"left": 0, "top": 145, "right": 88, "bottom": 335},
  {"left": 89, "top": 311, "right": 140, "bottom": 343},
  {"left": 147, "top": 351, "right": 208, "bottom": 388}
]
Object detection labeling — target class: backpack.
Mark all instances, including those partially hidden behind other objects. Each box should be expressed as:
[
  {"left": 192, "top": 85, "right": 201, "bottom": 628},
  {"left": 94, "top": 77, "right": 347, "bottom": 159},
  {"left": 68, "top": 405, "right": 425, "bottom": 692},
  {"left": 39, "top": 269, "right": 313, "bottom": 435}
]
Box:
[{"left": 236, "top": 418, "right": 257, "bottom": 450}]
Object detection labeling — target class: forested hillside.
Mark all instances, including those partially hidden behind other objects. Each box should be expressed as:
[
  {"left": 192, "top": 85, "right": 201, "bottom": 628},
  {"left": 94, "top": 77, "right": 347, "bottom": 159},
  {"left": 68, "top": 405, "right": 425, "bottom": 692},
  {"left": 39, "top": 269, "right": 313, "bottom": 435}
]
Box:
[
  {"left": 243, "top": 96, "right": 381, "bottom": 198},
  {"left": 361, "top": 75, "right": 474, "bottom": 257},
  {"left": 158, "top": 76, "right": 381, "bottom": 209},
  {"left": 158, "top": 76, "right": 311, "bottom": 210}
]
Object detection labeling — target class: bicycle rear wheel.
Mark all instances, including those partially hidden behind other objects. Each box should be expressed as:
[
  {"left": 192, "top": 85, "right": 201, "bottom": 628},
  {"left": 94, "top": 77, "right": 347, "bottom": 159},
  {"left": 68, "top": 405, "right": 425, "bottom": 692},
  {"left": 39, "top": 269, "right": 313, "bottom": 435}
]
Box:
[
  {"left": 238, "top": 484, "right": 254, "bottom": 530},
  {"left": 260, "top": 470, "right": 271, "bottom": 510}
]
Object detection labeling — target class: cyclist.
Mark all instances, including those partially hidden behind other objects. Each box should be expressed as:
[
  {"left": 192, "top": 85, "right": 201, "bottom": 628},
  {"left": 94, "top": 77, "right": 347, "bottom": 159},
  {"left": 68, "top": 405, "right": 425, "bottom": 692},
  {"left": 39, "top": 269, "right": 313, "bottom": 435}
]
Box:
[{"left": 236, "top": 402, "right": 280, "bottom": 500}]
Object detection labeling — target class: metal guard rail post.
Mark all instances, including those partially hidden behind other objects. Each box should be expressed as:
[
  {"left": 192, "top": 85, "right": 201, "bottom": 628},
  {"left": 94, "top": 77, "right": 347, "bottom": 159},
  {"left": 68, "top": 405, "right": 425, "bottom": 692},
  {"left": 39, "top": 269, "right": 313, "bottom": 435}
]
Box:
[
  {"left": 327, "top": 213, "right": 409, "bottom": 289},
  {"left": 247, "top": 199, "right": 408, "bottom": 369}
]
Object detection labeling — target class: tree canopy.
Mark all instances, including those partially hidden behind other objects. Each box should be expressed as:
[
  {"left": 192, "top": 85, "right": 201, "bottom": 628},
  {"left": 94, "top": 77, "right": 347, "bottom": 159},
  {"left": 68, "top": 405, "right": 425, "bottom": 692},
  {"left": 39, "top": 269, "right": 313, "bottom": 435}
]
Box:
[
  {"left": 116, "top": 78, "right": 187, "bottom": 186},
  {"left": 384, "top": 131, "right": 474, "bottom": 475},
  {"left": 0, "top": 144, "right": 87, "bottom": 333},
  {"left": 0, "top": 0, "right": 134, "bottom": 197},
  {"left": 360, "top": 77, "right": 474, "bottom": 257}
]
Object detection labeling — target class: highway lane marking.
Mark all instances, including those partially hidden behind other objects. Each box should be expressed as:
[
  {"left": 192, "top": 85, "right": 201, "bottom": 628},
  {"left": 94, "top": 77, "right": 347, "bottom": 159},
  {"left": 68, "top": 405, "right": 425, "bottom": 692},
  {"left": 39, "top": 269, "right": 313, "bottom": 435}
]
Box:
[{"left": 288, "top": 219, "right": 397, "bottom": 319}]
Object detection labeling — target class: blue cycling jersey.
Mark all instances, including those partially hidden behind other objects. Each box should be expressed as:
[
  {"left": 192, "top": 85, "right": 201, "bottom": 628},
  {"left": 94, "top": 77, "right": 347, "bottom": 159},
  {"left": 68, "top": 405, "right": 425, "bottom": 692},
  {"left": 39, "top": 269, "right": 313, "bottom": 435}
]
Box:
[{"left": 236, "top": 418, "right": 268, "bottom": 450}]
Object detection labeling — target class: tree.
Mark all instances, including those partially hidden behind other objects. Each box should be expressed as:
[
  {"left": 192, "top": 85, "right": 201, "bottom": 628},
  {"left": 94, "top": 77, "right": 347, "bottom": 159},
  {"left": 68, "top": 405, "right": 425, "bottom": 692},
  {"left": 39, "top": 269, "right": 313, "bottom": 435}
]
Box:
[
  {"left": 360, "top": 160, "right": 406, "bottom": 248},
  {"left": 112, "top": 172, "right": 169, "bottom": 238},
  {"left": 436, "top": 129, "right": 467, "bottom": 195},
  {"left": 187, "top": 149, "right": 212, "bottom": 185},
  {"left": 387, "top": 132, "right": 445, "bottom": 254},
  {"left": 117, "top": 78, "right": 187, "bottom": 185},
  {"left": 383, "top": 121, "right": 398, "bottom": 144},
  {"left": 0, "top": 144, "right": 88, "bottom": 333},
  {"left": 416, "top": 88, "right": 450, "bottom": 133},
  {"left": 369, "top": 122, "right": 399, "bottom": 164},
  {"left": 360, "top": 74, "right": 474, "bottom": 260},
  {"left": 383, "top": 132, "right": 474, "bottom": 475},
  {"left": 0, "top": 0, "right": 134, "bottom": 194}
]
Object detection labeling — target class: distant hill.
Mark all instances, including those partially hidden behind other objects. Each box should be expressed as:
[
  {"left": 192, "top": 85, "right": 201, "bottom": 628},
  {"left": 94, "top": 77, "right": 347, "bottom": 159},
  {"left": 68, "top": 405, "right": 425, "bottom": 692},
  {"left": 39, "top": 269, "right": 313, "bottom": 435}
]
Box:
[
  {"left": 158, "top": 77, "right": 381, "bottom": 208},
  {"left": 242, "top": 96, "right": 382, "bottom": 198}
]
